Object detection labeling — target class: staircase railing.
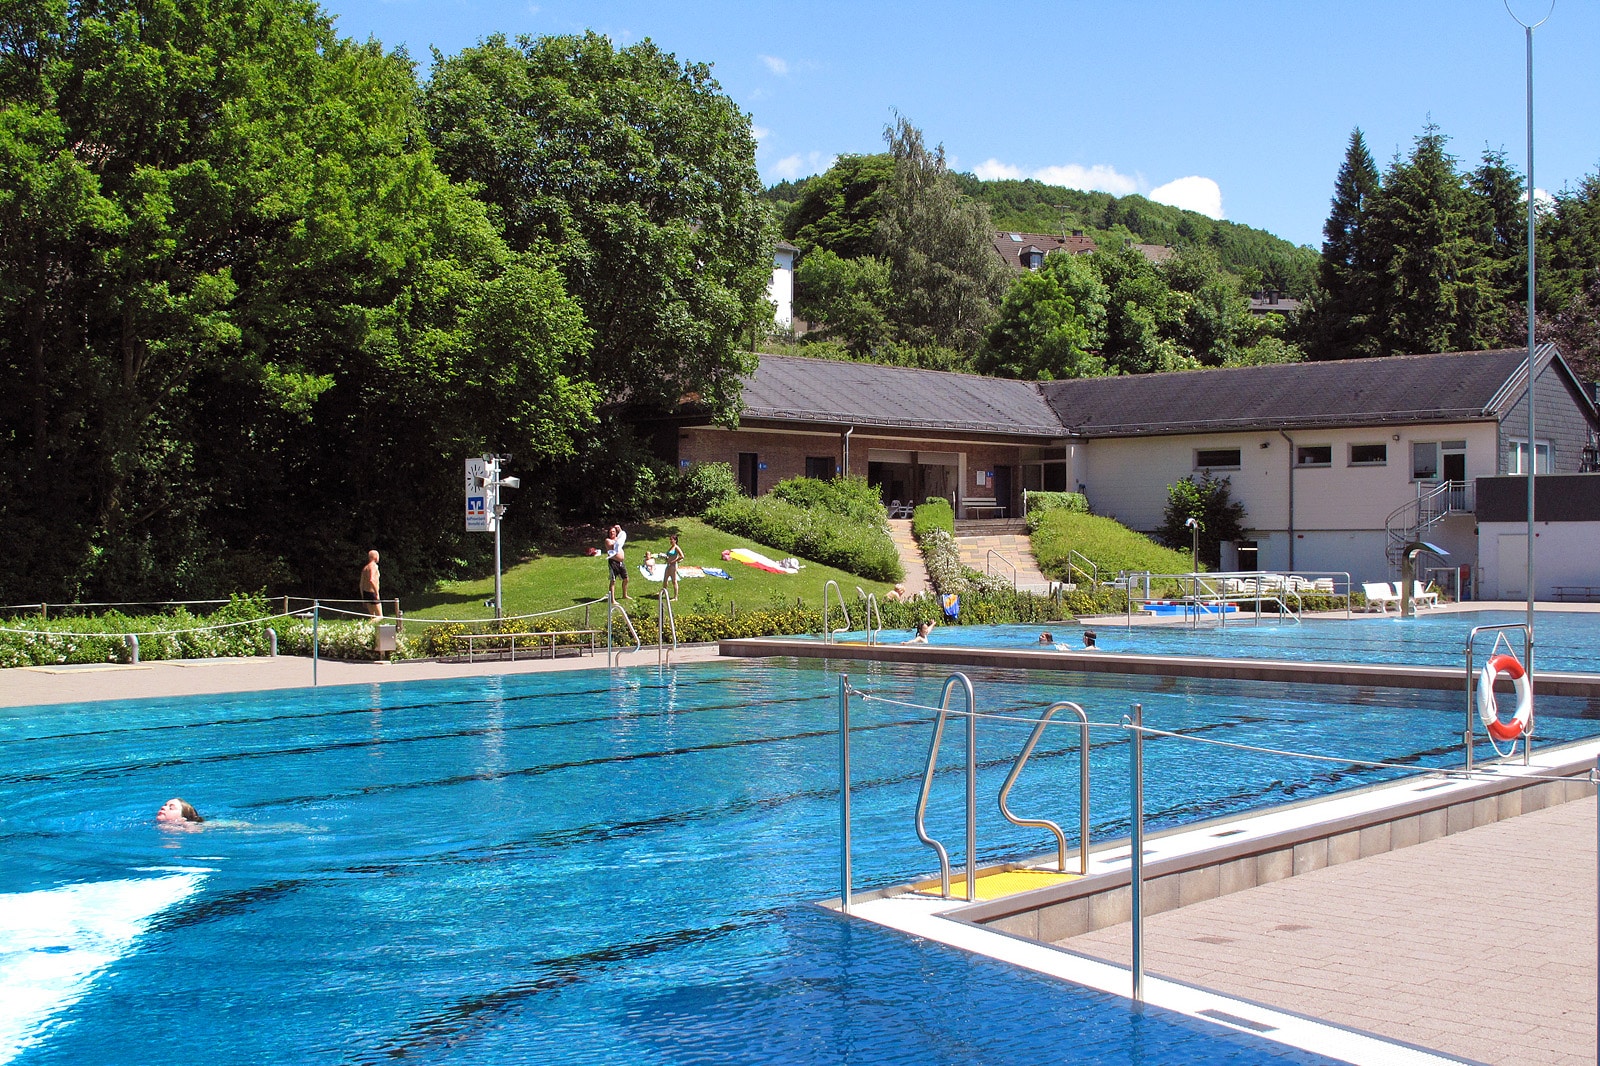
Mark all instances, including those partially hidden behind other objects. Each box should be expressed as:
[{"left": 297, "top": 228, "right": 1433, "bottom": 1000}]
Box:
[{"left": 1385, "top": 480, "right": 1473, "bottom": 570}]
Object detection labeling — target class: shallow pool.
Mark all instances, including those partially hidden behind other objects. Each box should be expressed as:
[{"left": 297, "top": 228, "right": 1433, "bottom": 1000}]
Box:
[
  {"left": 857, "top": 608, "right": 1600, "bottom": 674},
  {"left": 5, "top": 657, "right": 1594, "bottom": 1065}
]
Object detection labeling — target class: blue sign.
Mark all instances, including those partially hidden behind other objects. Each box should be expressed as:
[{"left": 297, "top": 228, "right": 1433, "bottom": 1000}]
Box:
[{"left": 467, "top": 496, "right": 485, "bottom": 514}]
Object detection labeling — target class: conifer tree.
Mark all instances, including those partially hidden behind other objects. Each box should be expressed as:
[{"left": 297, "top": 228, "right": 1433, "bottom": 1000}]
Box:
[
  {"left": 1307, "top": 129, "right": 1383, "bottom": 359},
  {"left": 1469, "top": 148, "right": 1529, "bottom": 327},
  {"left": 1366, "top": 126, "right": 1501, "bottom": 354}
]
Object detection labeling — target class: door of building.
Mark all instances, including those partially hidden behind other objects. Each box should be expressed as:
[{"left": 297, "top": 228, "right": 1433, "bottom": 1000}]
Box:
[
  {"left": 737, "top": 452, "right": 759, "bottom": 497},
  {"left": 991, "top": 466, "right": 1013, "bottom": 516}
]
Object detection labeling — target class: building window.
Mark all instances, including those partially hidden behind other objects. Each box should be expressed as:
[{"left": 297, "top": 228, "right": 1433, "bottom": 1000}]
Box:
[
  {"left": 1349, "top": 443, "right": 1387, "bottom": 466},
  {"left": 1509, "top": 440, "right": 1552, "bottom": 474},
  {"left": 805, "top": 456, "right": 833, "bottom": 480},
  {"left": 1194, "top": 448, "right": 1241, "bottom": 469},
  {"left": 1411, "top": 442, "right": 1439, "bottom": 479},
  {"left": 1295, "top": 445, "right": 1332, "bottom": 467}
]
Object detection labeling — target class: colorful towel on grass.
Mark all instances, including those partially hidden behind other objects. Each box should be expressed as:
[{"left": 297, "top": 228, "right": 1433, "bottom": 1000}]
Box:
[
  {"left": 721, "top": 548, "right": 803, "bottom": 575},
  {"left": 636, "top": 563, "right": 732, "bottom": 581}
]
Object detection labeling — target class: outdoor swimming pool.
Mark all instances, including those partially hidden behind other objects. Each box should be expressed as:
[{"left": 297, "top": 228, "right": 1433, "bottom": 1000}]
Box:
[
  {"left": 852, "top": 608, "right": 1600, "bottom": 675},
  {"left": 5, "top": 657, "right": 1596, "bottom": 1064}
]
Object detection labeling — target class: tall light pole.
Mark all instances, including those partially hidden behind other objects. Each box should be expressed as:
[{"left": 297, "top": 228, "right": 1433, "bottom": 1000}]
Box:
[
  {"left": 483, "top": 456, "right": 519, "bottom": 621},
  {"left": 1506, "top": 0, "right": 1553, "bottom": 655}
]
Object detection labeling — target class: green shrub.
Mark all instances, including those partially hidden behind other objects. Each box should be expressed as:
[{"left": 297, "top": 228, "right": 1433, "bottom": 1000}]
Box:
[
  {"left": 1024, "top": 491, "right": 1089, "bottom": 531},
  {"left": 770, "top": 474, "right": 887, "bottom": 525},
  {"left": 672, "top": 461, "right": 741, "bottom": 514},
  {"left": 1031, "top": 511, "right": 1194, "bottom": 582},
  {"left": 703, "top": 493, "right": 903, "bottom": 582},
  {"left": 0, "top": 594, "right": 282, "bottom": 668},
  {"left": 911, "top": 497, "right": 954, "bottom": 540}
]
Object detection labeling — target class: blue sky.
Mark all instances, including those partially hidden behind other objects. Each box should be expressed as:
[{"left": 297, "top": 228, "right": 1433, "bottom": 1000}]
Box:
[{"left": 326, "top": 1, "right": 1598, "bottom": 248}]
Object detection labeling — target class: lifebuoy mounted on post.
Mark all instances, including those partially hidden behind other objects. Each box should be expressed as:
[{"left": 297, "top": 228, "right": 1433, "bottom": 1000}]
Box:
[{"left": 1477, "top": 653, "right": 1533, "bottom": 742}]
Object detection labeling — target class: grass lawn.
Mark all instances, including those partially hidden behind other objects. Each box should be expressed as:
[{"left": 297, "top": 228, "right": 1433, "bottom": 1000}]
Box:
[{"left": 404, "top": 517, "right": 898, "bottom": 622}]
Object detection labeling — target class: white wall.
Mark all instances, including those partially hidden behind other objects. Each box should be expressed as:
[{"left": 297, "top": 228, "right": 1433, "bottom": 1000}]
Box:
[
  {"left": 769, "top": 246, "right": 796, "bottom": 328},
  {"left": 1476, "top": 521, "right": 1600, "bottom": 599},
  {"left": 1081, "top": 422, "right": 1498, "bottom": 579}
]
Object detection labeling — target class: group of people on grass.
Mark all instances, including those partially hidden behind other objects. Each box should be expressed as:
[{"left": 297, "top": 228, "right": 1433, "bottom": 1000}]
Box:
[{"left": 588, "top": 525, "right": 684, "bottom": 602}]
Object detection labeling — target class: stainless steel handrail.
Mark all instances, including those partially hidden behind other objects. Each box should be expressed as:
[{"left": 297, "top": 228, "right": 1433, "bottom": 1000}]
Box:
[
  {"left": 657, "top": 590, "right": 677, "bottom": 666},
  {"left": 997, "top": 701, "right": 1090, "bottom": 875},
  {"left": 986, "top": 549, "right": 1017, "bottom": 591},
  {"left": 821, "top": 579, "right": 852, "bottom": 644},
  {"left": 606, "top": 594, "right": 641, "bottom": 667},
  {"left": 913, "top": 672, "right": 978, "bottom": 901},
  {"left": 862, "top": 592, "right": 882, "bottom": 646},
  {"left": 1066, "top": 549, "right": 1098, "bottom": 587},
  {"left": 1464, "top": 622, "right": 1534, "bottom": 771}
]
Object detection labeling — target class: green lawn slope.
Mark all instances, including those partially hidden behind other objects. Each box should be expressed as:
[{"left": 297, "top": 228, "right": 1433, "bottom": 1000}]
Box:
[
  {"left": 405, "top": 517, "right": 897, "bottom": 622},
  {"left": 1031, "top": 511, "right": 1194, "bottom": 580}
]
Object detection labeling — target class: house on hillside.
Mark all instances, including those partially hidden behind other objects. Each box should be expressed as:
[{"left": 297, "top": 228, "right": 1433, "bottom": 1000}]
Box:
[
  {"left": 1247, "top": 290, "right": 1303, "bottom": 316},
  {"left": 990, "top": 231, "right": 1174, "bottom": 271},
  {"left": 658, "top": 347, "right": 1600, "bottom": 591},
  {"left": 769, "top": 241, "right": 799, "bottom": 329}
]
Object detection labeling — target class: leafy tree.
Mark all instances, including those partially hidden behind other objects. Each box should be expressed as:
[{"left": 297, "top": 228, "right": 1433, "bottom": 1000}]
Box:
[
  {"left": 424, "top": 32, "right": 774, "bottom": 419},
  {"left": 1095, "top": 245, "right": 1194, "bottom": 374},
  {"left": 1366, "top": 125, "right": 1502, "bottom": 355},
  {"left": 1305, "top": 128, "right": 1384, "bottom": 359},
  {"left": 874, "top": 116, "right": 1008, "bottom": 354},
  {"left": 783, "top": 153, "right": 894, "bottom": 259},
  {"left": 1161, "top": 245, "right": 1257, "bottom": 366},
  {"left": 1470, "top": 148, "right": 1529, "bottom": 312},
  {"left": 980, "top": 250, "right": 1108, "bottom": 379},
  {"left": 0, "top": 0, "right": 595, "bottom": 601},
  {"left": 1545, "top": 271, "right": 1600, "bottom": 388},
  {"left": 792, "top": 249, "right": 893, "bottom": 354},
  {"left": 1157, "top": 472, "right": 1246, "bottom": 569}
]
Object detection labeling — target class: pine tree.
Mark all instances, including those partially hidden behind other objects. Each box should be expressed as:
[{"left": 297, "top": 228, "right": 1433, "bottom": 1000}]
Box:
[
  {"left": 1367, "top": 125, "right": 1501, "bottom": 354},
  {"left": 1307, "top": 129, "right": 1383, "bottom": 359},
  {"left": 1469, "top": 148, "right": 1529, "bottom": 336}
]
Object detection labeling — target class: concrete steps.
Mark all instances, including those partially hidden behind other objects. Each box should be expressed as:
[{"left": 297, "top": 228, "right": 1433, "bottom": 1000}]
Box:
[
  {"left": 886, "top": 519, "right": 931, "bottom": 596},
  {"left": 956, "top": 530, "right": 1051, "bottom": 593}
]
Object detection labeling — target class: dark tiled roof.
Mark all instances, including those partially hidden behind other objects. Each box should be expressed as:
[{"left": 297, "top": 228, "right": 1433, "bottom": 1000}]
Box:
[
  {"left": 991, "top": 231, "right": 1096, "bottom": 270},
  {"left": 1038, "top": 348, "right": 1543, "bottom": 437},
  {"left": 738, "top": 354, "right": 1064, "bottom": 437},
  {"left": 1247, "top": 291, "right": 1303, "bottom": 314}
]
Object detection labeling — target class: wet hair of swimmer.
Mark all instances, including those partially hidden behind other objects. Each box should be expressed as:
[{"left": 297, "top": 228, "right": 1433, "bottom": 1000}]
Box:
[
  {"left": 167, "top": 798, "right": 204, "bottom": 823},
  {"left": 1083, "top": 630, "right": 1097, "bottom": 647},
  {"left": 1038, "top": 632, "right": 1053, "bottom": 643}
]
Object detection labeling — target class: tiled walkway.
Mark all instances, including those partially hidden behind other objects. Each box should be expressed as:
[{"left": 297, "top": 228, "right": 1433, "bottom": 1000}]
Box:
[{"left": 1059, "top": 797, "right": 1599, "bottom": 1066}]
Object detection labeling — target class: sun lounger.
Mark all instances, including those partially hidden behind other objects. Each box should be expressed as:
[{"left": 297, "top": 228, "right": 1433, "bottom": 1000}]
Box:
[
  {"left": 1362, "top": 581, "right": 1399, "bottom": 613},
  {"left": 1412, "top": 581, "right": 1439, "bottom": 608}
]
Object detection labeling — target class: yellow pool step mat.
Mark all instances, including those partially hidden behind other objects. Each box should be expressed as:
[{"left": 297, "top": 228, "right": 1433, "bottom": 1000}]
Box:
[{"left": 913, "top": 867, "right": 1080, "bottom": 902}]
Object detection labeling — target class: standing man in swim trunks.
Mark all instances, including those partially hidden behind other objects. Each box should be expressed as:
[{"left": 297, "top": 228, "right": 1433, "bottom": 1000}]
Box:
[{"left": 360, "top": 549, "right": 382, "bottom": 618}]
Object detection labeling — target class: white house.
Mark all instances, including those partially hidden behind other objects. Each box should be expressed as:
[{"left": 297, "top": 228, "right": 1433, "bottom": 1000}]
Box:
[{"left": 769, "top": 241, "right": 799, "bottom": 330}]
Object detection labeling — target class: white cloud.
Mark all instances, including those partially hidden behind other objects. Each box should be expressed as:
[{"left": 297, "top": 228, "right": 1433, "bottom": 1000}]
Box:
[
  {"left": 767, "top": 151, "right": 834, "bottom": 182},
  {"left": 972, "top": 159, "right": 1140, "bottom": 197},
  {"left": 751, "top": 125, "right": 770, "bottom": 142},
  {"left": 759, "top": 54, "right": 788, "bottom": 76},
  {"left": 1149, "top": 176, "right": 1225, "bottom": 219}
]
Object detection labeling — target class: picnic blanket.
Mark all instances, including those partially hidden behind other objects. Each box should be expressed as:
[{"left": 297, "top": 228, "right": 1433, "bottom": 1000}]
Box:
[
  {"left": 636, "top": 562, "right": 732, "bottom": 582},
  {"left": 721, "top": 548, "right": 803, "bottom": 575}
]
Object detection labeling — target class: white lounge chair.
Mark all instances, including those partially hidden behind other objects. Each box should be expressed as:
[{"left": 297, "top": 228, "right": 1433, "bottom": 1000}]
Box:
[
  {"left": 1362, "top": 581, "right": 1399, "bottom": 613},
  {"left": 1412, "top": 581, "right": 1439, "bottom": 609}
]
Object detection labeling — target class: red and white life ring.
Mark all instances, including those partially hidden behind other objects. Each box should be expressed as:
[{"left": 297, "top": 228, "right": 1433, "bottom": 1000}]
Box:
[{"left": 1476, "top": 653, "right": 1533, "bottom": 742}]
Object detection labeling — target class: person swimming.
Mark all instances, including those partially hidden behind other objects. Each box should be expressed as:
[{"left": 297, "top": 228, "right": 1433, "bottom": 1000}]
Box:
[
  {"left": 906, "top": 620, "right": 937, "bottom": 643},
  {"left": 156, "top": 797, "right": 204, "bottom": 827},
  {"left": 1038, "top": 632, "right": 1053, "bottom": 644}
]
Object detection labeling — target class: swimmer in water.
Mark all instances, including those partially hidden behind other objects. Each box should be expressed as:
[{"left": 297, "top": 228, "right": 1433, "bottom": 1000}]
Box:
[
  {"left": 156, "top": 797, "right": 204, "bottom": 828},
  {"left": 906, "top": 620, "right": 937, "bottom": 643}
]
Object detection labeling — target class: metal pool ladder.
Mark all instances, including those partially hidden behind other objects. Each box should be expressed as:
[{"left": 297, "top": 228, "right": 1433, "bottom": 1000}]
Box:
[
  {"left": 822, "top": 580, "right": 852, "bottom": 643},
  {"left": 914, "top": 676, "right": 1094, "bottom": 900}
]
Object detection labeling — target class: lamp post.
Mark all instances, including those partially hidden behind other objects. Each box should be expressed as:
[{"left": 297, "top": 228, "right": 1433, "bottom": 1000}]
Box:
[
  {"left": 1506, "top": 0, "right": 1554, "bottom": 651},
  {"left": 1185, "top": 516, "right": 1201, "bottom": 572},
  {"left": 482, "top": 456, "right": 520, "bottom": 621}
]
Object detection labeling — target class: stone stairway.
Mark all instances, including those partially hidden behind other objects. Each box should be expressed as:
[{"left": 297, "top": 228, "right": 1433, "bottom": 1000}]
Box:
[
  {"left": 886, "top": 519, "right": 932, "bottom": 596},
  {"left": 956, "top": 529, "right": 1052, "bottom": 593}
]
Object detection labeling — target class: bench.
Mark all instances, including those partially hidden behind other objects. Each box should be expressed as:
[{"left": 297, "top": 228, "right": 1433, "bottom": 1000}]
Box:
[
  {"left": 460, "top": 629, "right": 598, "bottom": 662},
  {"left": 961, "top": 497, "right": 1007, "bottom": 519},
  {"left": 1552, "top": 585, "right": 1600, "bottom": 603}
]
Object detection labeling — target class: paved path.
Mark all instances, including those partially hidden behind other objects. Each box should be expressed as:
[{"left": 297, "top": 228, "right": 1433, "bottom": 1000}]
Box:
[
  {"left": 1, "top": 644, "right": 728, "bottom": 708},
  {"left": 1059, "top": 797, "right": 1599, "bottom": 1066},
  {"left": 886, "top": 518, "right": 931, "bottom": 596}
]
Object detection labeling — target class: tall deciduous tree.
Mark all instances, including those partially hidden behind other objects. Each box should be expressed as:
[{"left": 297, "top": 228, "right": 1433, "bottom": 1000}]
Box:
[
  {"left": 980, "top": 251, "right": 1108, "bottom": 379},
  {"left": 423, "top": 32, "right": 774, "bottom": 419},
  {"left": 1306, "top": 128, "right": 1384, "bottom": 359},
  {"left": 783, "top": 153, "right": 894, "bottom": 259},
  {"left": 0, "top": 0, "right": 594, "bottom": 600},
  {"left": 875, "top": 116, "right": 1008, "bottom": 354}
]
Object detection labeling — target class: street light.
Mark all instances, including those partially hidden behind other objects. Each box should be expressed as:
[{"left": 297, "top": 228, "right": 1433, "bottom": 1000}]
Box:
[{"left": 482, "top": 458, "right": 519, "bottom": 620}]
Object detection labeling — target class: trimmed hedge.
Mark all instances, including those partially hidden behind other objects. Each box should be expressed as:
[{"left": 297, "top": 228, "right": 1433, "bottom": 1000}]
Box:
[
  {"left": 911, "top": 497, "right": 954, "bottom": 539},
  {"left": 1024, "top": 492, "right": 1089, "bottom": 528},
  {"left": 703, "top": 481, "right": 903, "bottom": 583},
  {"left": 1031, "top": 510, "right": 1194, "bottom": 582}
]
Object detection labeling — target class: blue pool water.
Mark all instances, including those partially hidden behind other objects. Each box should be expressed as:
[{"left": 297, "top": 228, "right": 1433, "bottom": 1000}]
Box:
[
  {"left": 5, "top": 657, "right": 1597, "bottom": 1064},
  {"left": 860, "top": 608, "right": 1600, "bottom": 674}
]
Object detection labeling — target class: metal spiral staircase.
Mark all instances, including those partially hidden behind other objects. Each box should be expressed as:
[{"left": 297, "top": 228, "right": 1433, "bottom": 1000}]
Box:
[{"left": 1384, "top": 480, "right": 1471, "bottom": 572}]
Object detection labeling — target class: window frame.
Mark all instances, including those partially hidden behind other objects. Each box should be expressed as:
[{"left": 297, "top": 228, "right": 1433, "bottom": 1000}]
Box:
[
  {"left": 1348, "top": 443, "right": 1388, "bottom": 466},
  {"left": 1194, "top": 447, "right": 1242, "bottom": 470},
  {"left": 1295, "top": 445, "right": 1333, "bottom": 467}
]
